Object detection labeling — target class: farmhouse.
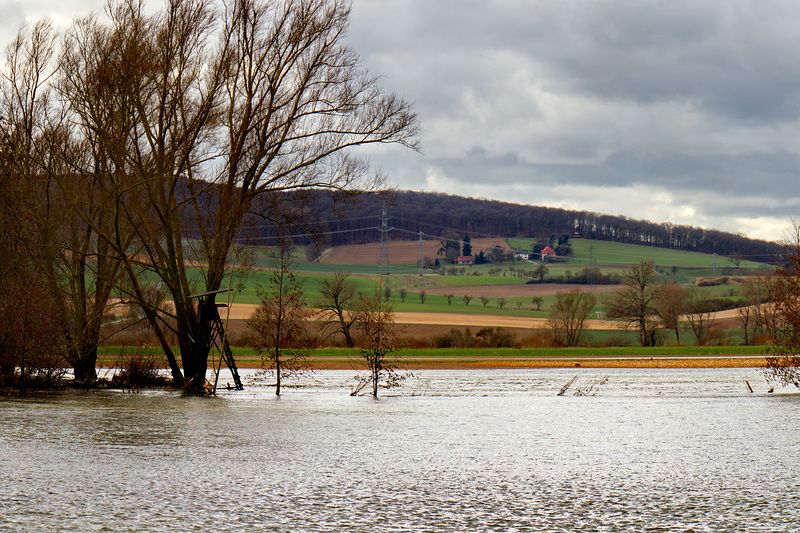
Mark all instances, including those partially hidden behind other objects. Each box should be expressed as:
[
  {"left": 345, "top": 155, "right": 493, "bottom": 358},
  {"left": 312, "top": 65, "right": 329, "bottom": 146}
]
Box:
[
  {"left": 540, "top": 245, "right": 557, "bottom": 262},
  {"left": 456, "top": 256, "right": 474, "bottom": 265},
  {"left": 513, "top": 251, "right": 531, "bottom": 261}
]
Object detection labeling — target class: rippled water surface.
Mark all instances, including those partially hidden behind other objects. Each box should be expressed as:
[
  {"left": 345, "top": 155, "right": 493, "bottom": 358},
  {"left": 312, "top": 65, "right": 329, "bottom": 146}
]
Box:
[{"left": 2, "top": 368, "right": 799, "bottom": 532}]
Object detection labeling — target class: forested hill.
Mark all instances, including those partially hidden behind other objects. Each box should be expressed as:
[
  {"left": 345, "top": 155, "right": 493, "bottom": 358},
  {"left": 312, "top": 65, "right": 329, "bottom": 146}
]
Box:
[{"left": 258, "top": 189, "right": 781, "bottom": 262}]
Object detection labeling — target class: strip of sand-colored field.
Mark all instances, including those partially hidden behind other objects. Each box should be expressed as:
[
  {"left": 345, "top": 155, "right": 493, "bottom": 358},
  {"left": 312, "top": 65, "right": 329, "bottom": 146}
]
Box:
[
  {"left": 221, "top": 303, "right": 622, "bottom": 329},
  {"left": 389, "top": 312, "right": 624, "bottom": 330}
]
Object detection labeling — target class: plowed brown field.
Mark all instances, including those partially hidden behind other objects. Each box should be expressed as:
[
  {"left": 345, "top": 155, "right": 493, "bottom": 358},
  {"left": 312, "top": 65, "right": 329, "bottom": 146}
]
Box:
[{"left": 318, "top": 238, "right": 509, "bottom": 265}]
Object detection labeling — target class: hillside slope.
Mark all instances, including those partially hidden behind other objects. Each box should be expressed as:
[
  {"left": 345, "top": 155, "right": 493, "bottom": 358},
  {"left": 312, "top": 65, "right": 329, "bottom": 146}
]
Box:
[{"left": 261, "top": 190, "right": 781, "bottom": 262}]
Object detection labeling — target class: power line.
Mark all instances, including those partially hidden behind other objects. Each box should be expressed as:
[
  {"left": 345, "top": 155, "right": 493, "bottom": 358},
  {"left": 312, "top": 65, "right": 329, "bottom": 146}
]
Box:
[
  {"left": 237, "top": 226, "right": 381, "bottom": 241},
  {"left": 378, "top": 201, "right": 391, "bottom": 275},
  {"left": 234, "top": 214, "right": 378, "bottom": 231}
]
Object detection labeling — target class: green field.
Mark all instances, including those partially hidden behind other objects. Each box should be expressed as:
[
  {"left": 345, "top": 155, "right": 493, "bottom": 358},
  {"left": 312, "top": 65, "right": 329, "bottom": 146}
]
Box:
[{"left": 509, "top": 237, "right": 767, "bottom": 268}]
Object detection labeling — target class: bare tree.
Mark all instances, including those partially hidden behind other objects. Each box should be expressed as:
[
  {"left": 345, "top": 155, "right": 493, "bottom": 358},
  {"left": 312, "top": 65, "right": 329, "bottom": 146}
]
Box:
[
  {"left": 728, "top": 253, "right": 743, "bottom": 273},
  {"left": 419, "top": 290, "right": 427, "bottom": 304},
  {"left": 398, "top": 288, "right": 407, "bottom": 303},
  {"left": 497, "top": 297, "right": 507, "bottom": 309},
  {"left": 763, "top": 222, "right": 800, "bottom": 387},
  {"left": 684, "top": 288, "right": 716, "bottom": 346},
  {"left": 318, "top": 271, "right": 360, "bottom": 347},
  {"left": 738, "top": 279, "right": 763, "bottom": 345},
  {"left": 605, "top": 260, "right": 659, "bottom": 346},
  {"left": 353, "top": 281, "right": 404, "bottom": 398},
  {"left": 463, "top": 294, "right": 472, "bottom": 306},
  {"left": 531, "top": 296, "right": 543, "bottom": 311},
  {"left": 480, "top": 296, "right": 489, "bottom": 307},
  {"left": 548, "top": 288, "right": 596, "bottom": 347},
  {"left": 247, "top": 246, "right": 311, "bottom": 395},
  {"left": 752, "top": 275, "right": 778, "bottom": 341},
  {"left": 653, "top": 282, "right": 687, "bottom": 344},
  {"left": 445, "top": 293, "right": 454, "bottom": 306}
]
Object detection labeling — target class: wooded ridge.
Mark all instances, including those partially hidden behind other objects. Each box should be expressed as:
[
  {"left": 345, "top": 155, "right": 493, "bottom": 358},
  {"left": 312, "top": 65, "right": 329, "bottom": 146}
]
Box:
[{"left": 247, "top": 189, "right": 781, "bottom": 262}]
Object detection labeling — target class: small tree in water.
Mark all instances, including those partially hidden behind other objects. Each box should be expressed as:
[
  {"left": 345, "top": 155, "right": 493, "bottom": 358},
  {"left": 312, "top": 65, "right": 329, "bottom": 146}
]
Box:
[
  {"left": 352, "top": 281, "right": 405, "bottom": 398},
  {"left": 248, "top": 246, "right": 312, "bottom": 395}
]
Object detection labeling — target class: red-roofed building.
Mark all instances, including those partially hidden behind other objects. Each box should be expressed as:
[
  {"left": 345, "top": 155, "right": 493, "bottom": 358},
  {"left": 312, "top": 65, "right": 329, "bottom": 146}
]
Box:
[
  {"left": 456, "top": 256, "right": 474, "bottom": 265},
  {"left": 541, "top": 245, "right": 556, "bottom": 262}
]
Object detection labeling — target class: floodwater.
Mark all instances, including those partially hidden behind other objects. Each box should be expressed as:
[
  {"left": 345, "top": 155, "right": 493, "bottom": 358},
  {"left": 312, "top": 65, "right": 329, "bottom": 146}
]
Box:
[{"left": 1, "top": 368, "right": 799, "bottom": 532}]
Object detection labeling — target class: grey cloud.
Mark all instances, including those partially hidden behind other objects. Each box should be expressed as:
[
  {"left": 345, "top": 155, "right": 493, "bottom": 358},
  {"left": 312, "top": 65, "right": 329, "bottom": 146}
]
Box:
[
  {"left": 0, "top": 2, "right": 24, "bottom": 40},
  {"left": 353, "top": 1, "right": 800, "bottom": 123}
]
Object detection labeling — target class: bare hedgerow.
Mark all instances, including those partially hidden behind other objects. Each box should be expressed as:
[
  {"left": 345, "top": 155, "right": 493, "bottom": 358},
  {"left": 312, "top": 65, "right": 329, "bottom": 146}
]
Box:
[{"left": 111, "top": 350, "right": 167, "bottom": 390}]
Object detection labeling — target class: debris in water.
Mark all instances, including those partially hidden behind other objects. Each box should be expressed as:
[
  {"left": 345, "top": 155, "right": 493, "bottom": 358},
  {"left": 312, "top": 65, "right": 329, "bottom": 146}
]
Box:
[
  {"left": 574, "top": 375, "right": 610, "bottom": 396},
  {"left": 557, "top": 376, "right": 577, "bottom": 396}
]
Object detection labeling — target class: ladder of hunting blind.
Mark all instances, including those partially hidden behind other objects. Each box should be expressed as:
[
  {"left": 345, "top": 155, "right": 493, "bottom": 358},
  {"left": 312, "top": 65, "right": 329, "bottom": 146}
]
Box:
[{"left": 211, "top": 304, "right": 243, "bottom": 391}]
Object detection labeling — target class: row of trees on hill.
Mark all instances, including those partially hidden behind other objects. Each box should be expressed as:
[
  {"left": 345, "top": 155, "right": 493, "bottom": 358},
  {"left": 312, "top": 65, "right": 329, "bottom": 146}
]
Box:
[
  {"left": 260, "top": 190, "right": 781, "bottom": 262},
  {"left": 0, "top": 0, "right": 418, "bottom": 390}
]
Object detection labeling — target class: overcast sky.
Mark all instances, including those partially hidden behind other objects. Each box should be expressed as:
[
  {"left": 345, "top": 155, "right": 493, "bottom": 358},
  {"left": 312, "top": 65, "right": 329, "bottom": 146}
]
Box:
[{"left": 4, "top": 0, "right": 800, "bottom": 241}]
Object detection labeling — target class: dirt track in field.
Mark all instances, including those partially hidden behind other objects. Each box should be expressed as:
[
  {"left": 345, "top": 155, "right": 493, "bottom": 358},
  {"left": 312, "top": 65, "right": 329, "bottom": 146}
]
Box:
[{"left": 318, "top": 238, "right": 509, "bottom": 265}]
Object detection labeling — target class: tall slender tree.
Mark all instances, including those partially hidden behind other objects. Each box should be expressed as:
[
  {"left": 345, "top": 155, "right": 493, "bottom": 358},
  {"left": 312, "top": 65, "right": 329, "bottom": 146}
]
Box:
[
  {"left": 354, "top": 281, "right": 402, "bottom": 398},
  {"left": 1, "top": 19, "right": 132, "bottom": 382},
  {"left": 248, "top": 244, "right": 311, "bottom": 395}
]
